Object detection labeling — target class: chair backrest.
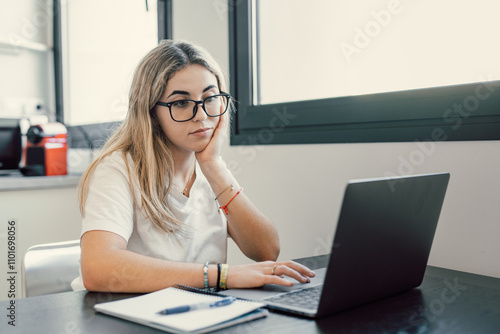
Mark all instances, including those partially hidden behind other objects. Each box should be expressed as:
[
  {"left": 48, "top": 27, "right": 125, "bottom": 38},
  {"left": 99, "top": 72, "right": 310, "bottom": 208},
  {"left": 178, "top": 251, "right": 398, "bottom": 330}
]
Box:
[{"left": 22, "top": 240, "right": 81, "bottom": 297}]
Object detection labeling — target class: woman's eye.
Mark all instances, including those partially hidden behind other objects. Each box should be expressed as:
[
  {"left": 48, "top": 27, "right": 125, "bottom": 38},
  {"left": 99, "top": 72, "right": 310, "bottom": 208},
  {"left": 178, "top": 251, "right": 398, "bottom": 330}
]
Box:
[
  {"left": 172, "top": 100, "right": 190, "bottom": 108},
  {"left": 204, "top": 96, "right": 217, "bottom": 103}
]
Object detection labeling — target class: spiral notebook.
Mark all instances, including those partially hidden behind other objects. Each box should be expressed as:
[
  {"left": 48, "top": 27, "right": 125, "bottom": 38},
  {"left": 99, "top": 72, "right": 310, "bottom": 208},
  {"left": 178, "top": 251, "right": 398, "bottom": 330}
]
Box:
[{"left": 94, "top": 285, "right": 268, "bottom": 333}]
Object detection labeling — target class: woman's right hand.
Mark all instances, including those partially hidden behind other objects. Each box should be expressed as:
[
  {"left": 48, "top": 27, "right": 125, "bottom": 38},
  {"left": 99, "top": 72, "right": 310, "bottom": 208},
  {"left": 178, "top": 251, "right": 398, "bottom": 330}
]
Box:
[{"left": 226, "top": 261, "right": 316, "bottom": 289}]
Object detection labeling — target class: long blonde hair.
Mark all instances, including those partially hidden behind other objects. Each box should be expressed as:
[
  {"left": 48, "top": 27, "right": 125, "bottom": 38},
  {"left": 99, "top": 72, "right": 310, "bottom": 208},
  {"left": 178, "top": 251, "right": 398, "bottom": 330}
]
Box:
[{"left": 78, "top": 40, "right": 229, "bottom": 234}]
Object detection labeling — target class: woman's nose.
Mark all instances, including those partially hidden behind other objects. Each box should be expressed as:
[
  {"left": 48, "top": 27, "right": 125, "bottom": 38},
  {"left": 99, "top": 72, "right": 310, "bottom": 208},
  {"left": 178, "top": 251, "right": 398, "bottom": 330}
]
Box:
[{"left": 192, "top": 102, "right": 208, "bottom": 121}]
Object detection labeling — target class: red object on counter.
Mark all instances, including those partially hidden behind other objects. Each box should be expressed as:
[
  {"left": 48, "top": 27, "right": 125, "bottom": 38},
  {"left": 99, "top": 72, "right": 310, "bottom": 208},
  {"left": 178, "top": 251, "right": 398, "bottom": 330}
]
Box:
[{"left": 24, "top": 122, "right": 68, "bottom": 176}]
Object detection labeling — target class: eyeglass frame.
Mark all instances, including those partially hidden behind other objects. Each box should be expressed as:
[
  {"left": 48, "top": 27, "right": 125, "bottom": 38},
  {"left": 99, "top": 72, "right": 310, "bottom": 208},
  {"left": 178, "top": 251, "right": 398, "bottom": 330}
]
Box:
[{"left": 155, "top": 92, "right": 232, "bottom": 122}]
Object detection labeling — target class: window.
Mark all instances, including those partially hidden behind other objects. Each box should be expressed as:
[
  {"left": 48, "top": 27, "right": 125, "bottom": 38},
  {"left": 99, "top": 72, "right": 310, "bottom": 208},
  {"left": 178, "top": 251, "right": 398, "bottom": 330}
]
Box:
[
  {"left": 59, "top": 0, "right": 158, "bottom": 125},
  {"left": 229, "top": 0, "right": 500, "bottom": 145},
  {"left": 54, "top": 0, "right": 172, "bottom": 148}
]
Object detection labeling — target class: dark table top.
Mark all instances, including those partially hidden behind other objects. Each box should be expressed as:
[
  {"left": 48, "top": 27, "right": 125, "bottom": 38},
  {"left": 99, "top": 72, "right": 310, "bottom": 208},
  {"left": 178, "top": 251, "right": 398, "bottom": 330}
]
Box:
[{"left": 2, "top": 255, "right": 500, "bottom": 334}]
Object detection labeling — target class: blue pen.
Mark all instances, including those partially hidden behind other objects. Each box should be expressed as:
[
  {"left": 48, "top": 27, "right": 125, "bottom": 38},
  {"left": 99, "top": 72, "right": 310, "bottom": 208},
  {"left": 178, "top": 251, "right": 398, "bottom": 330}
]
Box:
[{"left": 157, "top": 296, "right": 237, "bottom": 315}]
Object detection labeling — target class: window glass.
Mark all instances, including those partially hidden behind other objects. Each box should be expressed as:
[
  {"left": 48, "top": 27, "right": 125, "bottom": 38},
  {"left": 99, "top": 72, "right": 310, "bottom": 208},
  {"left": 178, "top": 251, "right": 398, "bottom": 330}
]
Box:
[
  {"left": 62, "top": 0, "right": 158, "bottom": 125},
  {"left": 256, "top": 0, "right": 500, "bottom": 105}
]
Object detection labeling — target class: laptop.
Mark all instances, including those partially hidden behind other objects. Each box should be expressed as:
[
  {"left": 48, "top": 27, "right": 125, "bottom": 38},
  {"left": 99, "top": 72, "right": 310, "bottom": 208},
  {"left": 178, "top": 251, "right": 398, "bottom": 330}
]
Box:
[{"left": 221, "top": 172, "right": 450, "bottom": 318}]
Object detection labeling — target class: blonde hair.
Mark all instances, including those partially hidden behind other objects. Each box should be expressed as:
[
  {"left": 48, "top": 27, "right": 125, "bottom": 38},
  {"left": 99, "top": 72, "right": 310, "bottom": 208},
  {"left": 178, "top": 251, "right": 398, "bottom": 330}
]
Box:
[{"left": 78, "top": 40, "right": 229, "bottom": 234}]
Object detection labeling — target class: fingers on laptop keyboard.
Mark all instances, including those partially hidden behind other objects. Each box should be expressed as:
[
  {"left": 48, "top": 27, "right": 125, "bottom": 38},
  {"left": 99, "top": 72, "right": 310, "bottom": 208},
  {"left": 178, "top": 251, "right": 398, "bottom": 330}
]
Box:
[
  {"left": 273, "top": 263, "right": 312, "bottom": 284},
  {"left": 281, "top": 261, "right": 316, "bottom": 279}
]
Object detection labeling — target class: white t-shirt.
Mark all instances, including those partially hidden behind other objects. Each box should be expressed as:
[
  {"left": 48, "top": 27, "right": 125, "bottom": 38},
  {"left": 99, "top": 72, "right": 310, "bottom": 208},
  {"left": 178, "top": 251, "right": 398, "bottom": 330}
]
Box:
[{"left": 71, "top": 151, "right": 228, "bottom": 290}]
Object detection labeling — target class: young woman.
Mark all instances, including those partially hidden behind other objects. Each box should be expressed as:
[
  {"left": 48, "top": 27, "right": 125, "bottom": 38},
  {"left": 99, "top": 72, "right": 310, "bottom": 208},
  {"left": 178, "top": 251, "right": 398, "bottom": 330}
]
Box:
[{"left": 74, "top": 40, "right": 314, "bottom": 293}]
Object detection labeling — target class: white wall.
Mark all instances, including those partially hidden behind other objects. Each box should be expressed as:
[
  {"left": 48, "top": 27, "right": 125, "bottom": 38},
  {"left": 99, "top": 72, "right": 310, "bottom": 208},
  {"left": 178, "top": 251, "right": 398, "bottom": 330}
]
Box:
[
  {"left": 0, "top": 186, "right": 82, "bottom": 300},
  {"left": 173, "top": 0, "right": 500, "bottom": 278}
]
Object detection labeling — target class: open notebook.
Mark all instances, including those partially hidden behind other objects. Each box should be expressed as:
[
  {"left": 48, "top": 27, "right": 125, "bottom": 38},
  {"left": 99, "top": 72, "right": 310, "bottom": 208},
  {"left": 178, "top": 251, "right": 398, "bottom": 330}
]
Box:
[{"left": 94, "top": 285, "right": 268, "bottom": 333}]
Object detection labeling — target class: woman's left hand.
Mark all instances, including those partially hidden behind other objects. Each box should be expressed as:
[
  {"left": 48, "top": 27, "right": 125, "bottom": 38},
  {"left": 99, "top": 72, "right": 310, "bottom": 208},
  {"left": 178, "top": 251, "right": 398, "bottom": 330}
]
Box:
[
  {"left": 195, "top": 113, "right": 228, "bottom": 165},
  {"left": 226, "top": 260, "right": 316, "bottom": 289}
]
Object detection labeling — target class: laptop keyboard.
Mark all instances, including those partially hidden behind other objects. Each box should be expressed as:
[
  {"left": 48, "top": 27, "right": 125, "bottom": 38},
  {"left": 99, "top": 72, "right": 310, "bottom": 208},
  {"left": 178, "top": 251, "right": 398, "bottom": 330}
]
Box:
[{"left": 264, "top": 285, "right": 322, "bottom": 310}]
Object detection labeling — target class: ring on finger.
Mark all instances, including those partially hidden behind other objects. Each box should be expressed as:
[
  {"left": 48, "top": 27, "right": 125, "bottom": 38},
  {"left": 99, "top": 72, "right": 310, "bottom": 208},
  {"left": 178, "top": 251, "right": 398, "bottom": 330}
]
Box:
[{"left": 271, "top": 265, "right": 278, "bottom": 275}]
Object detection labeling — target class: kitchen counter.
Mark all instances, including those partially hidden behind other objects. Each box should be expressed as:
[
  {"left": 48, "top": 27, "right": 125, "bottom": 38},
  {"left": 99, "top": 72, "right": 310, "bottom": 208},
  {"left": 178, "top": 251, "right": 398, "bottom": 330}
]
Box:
[{"left": 0, "top": 171, "right": 81, "bottom": 191}]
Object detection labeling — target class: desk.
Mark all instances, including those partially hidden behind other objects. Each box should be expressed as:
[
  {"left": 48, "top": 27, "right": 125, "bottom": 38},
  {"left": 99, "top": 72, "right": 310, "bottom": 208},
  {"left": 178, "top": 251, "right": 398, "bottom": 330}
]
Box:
[{"left": 2, "top": 255, "right": 500, "bottom": 333}]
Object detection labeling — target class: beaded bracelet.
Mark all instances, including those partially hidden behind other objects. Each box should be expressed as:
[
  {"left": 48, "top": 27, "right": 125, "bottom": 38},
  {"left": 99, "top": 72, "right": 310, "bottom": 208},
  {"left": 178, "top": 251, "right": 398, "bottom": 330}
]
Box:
[
  {"left": 219, "top": 264, "right": 228, "bottom": 290},
  {"left": 203, "top": 261, "right": 210, "bottom": 289}
]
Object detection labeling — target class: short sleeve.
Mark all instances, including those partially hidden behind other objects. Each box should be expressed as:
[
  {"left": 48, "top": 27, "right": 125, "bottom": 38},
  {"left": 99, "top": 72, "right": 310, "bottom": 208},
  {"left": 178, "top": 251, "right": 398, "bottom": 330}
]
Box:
[{"left": 81, "top": 152, "right": 135, "bottom": 242}]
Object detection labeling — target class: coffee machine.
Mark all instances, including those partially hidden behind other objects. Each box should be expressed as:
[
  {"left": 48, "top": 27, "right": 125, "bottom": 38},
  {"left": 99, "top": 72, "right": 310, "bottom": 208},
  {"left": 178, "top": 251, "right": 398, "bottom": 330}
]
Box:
[
  {"left": 21, "top": 122, "right": 68, "bottom": 176},
  {"left": 0, "top": 118, "right": 22, "bottom": 172}
]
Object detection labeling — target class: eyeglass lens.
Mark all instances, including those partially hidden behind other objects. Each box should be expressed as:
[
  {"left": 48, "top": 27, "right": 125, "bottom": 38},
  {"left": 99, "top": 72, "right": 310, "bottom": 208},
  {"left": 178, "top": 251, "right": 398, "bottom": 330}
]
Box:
[{"left": 171, "top": 95, "right": 228, "bottom": 121}]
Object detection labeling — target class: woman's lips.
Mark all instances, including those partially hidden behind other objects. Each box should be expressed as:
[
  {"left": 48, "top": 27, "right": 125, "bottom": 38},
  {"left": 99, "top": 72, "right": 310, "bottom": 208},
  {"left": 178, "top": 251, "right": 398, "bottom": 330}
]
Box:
[{"left": 190, "top": 128, "right": 212, "bottom": 137}]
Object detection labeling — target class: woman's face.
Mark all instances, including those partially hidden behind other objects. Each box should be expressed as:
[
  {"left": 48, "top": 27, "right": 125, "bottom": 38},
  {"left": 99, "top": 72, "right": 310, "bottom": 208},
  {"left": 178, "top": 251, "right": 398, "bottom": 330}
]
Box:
[{"left": 155, "top": 64, "right": 222, "bottom": 154}]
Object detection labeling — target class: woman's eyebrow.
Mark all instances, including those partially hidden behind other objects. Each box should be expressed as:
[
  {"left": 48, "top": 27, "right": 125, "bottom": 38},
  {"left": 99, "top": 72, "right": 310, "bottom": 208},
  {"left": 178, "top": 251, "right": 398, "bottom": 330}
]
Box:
[
  {"left": 167, "top": 90, "right": 190, "bottom": 98},
  {"left": 203, "top": 84, "right": 217, "bottom": 93},
  {"left": 167, "top": 85, "right": 218, "bottom": 99}
]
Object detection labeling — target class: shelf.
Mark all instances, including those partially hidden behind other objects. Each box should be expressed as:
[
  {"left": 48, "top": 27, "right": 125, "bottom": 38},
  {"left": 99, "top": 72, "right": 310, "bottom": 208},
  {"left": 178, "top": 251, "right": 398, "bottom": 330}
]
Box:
[{"left": 0, "top": 37, "right": 51, "bottom": 54}]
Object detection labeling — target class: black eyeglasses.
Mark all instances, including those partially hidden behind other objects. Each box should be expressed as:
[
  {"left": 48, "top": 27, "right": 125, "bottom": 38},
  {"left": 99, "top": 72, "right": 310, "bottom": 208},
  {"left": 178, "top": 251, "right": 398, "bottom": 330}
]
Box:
[{"left": 155, "top": 93, "right": 231, "bottom": 122}]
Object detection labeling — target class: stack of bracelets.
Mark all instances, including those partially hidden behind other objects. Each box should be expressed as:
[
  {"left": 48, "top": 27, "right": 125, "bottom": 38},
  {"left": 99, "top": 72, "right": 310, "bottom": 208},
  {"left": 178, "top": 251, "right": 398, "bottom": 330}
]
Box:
[
  {"left": 215, "top": 184, "right": 244, "bottom": 215},
  {"left": 203, "top": 261, "right": 229, "bottom": 291},
  {"left": 202, "top": 184, "right": 244, "bottom": 290}
]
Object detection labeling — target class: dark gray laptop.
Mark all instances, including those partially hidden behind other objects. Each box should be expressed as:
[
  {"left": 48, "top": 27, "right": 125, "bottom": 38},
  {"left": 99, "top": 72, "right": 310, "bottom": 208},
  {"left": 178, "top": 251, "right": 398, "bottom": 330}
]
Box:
[{"left": 221, "top": 173, "right": 450, "bottom": 318}]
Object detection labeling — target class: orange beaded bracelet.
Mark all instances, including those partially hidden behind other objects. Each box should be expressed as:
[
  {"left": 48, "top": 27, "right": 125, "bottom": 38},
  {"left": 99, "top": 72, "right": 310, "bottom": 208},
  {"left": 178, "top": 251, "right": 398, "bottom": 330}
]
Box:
[{"left": 218, "top": 188, "right": 243, "bottom": 215}]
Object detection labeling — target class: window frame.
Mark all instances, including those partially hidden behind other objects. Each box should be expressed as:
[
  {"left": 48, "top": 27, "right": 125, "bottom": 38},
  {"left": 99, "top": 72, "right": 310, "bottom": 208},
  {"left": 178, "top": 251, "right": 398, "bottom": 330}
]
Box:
[{"left": 228, "top": 0, "right": 500, "bottom": 145}]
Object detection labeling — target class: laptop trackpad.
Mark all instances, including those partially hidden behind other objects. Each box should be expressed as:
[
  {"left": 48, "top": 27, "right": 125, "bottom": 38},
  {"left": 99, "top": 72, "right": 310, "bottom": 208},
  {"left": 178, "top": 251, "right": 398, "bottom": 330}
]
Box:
[{"left": 220, "top": 267, "right": 327, "bottom": 301}]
